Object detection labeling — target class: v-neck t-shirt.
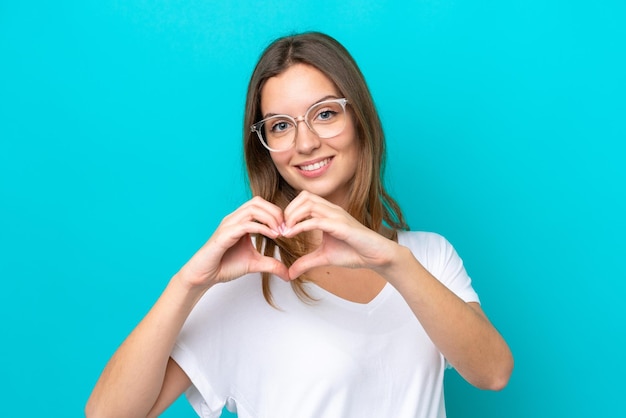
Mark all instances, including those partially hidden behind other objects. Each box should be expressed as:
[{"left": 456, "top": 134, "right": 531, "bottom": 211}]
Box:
[{"left": 171, "top": 231, "right": 480, "bottom": 418}]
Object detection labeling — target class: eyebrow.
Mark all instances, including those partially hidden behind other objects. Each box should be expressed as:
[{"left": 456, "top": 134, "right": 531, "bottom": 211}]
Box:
[{"left": 262, "top": 94, "right": 341, "bottom": 119}]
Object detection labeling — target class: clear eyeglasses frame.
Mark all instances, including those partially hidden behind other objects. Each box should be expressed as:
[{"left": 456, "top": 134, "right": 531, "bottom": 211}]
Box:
[{"left": 250, "top": 98, "right": 349, "bottom": 152}]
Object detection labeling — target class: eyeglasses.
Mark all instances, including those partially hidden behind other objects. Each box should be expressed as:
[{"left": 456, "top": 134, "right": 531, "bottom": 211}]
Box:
[{"left": 251, "top": 98, "right": 349, "bottom": 152}]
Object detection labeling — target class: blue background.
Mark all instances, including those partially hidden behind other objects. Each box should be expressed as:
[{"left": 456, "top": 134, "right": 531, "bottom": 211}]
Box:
[{"left": 1, "top": 1, "right": 624, "bottom": 417}]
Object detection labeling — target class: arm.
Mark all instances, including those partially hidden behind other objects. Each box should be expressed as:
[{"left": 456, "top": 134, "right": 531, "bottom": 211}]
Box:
[
  {"left": 282, "top": 191, "right": 513, "bottom": 390},
  {"left": 85, "top": 276, "right": 202, "bottom": 418},
  {"left": 147, "top": 357, "right": 195, "bottom": 417},
  {"left": 376, "top": 244, "right": 513, "bottom": 390},
  {"left": 85, "top": 197, "right": 289, "bottom": 417}
]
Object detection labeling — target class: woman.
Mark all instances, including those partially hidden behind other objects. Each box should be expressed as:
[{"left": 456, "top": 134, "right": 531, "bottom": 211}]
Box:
[{"left": 86, "top": 32, "right": 513, "bottom": 418}]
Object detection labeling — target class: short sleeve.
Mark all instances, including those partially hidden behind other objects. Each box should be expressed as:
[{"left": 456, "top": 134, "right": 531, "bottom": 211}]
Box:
[
  {"left": 399, "top": 231, "right": 480, "bottom": 304},
  {"left": 171, "top": 341, "right": 224, "bottom": 418},
  {"left": 169, "top": 279, "right": 251, "bottom": 417}
]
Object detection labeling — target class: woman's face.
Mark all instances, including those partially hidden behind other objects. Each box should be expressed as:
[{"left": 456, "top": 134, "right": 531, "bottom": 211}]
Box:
[{"left": 260, "top": 63, "right": 359, "bottom": 208}]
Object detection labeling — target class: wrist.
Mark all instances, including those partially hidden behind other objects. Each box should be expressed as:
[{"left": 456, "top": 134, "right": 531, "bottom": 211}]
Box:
[
  {"left": 170, "top": 270, "right": 213, "bottom": 305},
  {"left": 373, "top": 244, "right": 415, "bottom": 282}
]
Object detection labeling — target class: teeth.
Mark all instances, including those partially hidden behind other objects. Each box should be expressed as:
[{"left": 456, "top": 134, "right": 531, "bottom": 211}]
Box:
[{"left": 299, "top": 158, "right": 330, "bottom": 171}]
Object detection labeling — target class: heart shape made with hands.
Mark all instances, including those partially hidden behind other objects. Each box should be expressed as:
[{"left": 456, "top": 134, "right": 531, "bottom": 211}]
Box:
[
  {"left": 252, "top": 221, "right": 370, "bottom": 282},
  {"left": 226, "top": 192, "right": 388, "bottom": 282},
  {"left": 261, "top": 223, "right": 322, "bottom": 281},
  {"left": 250, "top": 223, "right": 390, "bottom": 304}
]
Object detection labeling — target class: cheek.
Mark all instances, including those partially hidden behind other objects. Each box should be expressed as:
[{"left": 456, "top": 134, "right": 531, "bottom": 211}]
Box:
[
  {"left": 269, "top": 153, "right": 291, "bottom": 178},
  {"left": 269, "top": 153, "right": 284, "bottom": 168},
  {"left": 341, "top": 125, "right": 360, "bottom": 160},
  {"left": 344, "top": 129, "right": 362, "bottom": 178},
  {"left": 343, "top": 117, "right": 358, "bottom": 148}
]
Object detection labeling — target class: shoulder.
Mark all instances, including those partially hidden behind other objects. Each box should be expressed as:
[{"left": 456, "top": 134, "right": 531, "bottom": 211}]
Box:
[
  {"left": 398, "top": 231, "right": 479, "bottom": 302},
  {"left": 178, "top": 274, "right": 264, "bottom": 338},
  {"left": 180, "top": 274, "right": 304, "bottom": 340},
  {"left": 397, "top": 231, "right": 455, "bottom": 263},
  {"left": 398, "top": 230, "right": 449, "bottom": 246},
  {"left": 397, "top": 231, "right": 472, "bottom": 289}
]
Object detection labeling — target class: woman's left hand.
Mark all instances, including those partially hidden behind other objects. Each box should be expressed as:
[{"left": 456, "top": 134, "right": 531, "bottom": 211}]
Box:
[{"left": 281, "top": 191, "right": 397, "bottom": 279}]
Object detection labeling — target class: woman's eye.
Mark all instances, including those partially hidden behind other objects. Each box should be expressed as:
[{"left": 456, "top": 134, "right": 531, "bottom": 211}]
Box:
[
  {"left": 270, "top": 120, "right": 292, "bottom": 133},
  {"left": 316, "top": 109, "right": 337, "bottom": 121}
]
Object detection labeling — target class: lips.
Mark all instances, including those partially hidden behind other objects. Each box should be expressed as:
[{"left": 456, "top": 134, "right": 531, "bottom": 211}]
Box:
[{"left": 297, "top": 157, "right": 331, "bottom": 172}]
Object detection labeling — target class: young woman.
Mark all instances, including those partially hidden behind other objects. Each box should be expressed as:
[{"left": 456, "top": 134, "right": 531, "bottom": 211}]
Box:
[{"left": 86, "top": 32, "right": 513, "bottom": 418}]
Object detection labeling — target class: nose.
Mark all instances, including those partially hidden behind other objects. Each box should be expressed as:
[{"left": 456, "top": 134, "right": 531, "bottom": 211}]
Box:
[{"left": 294, "top": 116, "right": 321, "bottom": 154}]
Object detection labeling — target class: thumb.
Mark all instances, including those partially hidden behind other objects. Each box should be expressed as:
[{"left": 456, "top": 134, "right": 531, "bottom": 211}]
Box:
[
  {"left": 288, "top": 252, "right": 328, "bottom": 281},
  {"left": 251, "top": 256, "right": 290, "bottom": 282}
]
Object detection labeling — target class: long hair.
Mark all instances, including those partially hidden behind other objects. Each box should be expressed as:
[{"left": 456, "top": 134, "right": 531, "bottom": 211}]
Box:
[{"left": 243, "top": 32, "right": 408, "bottom": 306}]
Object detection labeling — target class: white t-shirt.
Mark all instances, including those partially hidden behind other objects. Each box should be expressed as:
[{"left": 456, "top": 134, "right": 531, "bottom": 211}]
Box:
[{"left": 171, "top": 231, "right": 479, "bottom": 418}]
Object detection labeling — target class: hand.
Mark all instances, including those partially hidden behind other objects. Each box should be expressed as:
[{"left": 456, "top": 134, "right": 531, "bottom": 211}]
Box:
[
  {"left": 281, "top": 191, "right": 398, "bottom": 279},
  {"left": 177, "top": 197, "right": 290, "bottom": 288}
]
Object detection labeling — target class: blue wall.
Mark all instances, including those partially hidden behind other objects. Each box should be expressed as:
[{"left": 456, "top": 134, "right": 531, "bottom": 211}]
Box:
[{"left": 1, "top": 1, "right": 624, "bottom": 416}]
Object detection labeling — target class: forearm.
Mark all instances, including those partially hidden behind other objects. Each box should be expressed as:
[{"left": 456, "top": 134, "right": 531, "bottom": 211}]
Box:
[
  {"left": 377, "top": 245, "right": 513, "bottom": 390},
  {"left": 85, "top": 275, "right": 207, "bottom": 417}
]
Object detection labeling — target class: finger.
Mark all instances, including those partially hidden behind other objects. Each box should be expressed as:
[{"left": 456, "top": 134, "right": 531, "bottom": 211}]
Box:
[
  {"left": 239, "top": 201, "right": 284, "bottom": 231},
  {"left": 244, "top": 196, "right": 285, "bottom": 221},
  {"left": 288, "top": 251, "right": 330, "bottom": 280},
  {"left": 283, "top": 193, "right": 341, "bottom": 229},
  {"left": 282, "top": 215, "right": 353, "bottom": 241},
  {"left": 238, "top": 221, "right": 281, "bottom": 240},
  {"left": 224, "top": 198, "right": 284, "bottom": 233},
  {"left": 213, "top": 221, "right": 279, "bottom": 251},
  {"left": 282, "top": 216, "right": 333, "bottom": 238},
  {"left": 250, "top": 256, "right": 290, "bottom": 282}
]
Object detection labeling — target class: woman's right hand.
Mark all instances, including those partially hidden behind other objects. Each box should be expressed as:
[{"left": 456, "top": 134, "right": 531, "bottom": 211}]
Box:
[{"left": 175, "top": 196, "right": 290, "bottom": 289}]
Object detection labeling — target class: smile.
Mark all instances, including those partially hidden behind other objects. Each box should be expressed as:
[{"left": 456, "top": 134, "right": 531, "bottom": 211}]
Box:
[{"left": 298, "top": 158, "right": 331, "bottom": 172}]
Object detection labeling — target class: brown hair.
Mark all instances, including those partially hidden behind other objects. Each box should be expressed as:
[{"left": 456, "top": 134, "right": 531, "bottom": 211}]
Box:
[{"left": 243, "top": 32, "right": 408, "bottom": 306}]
